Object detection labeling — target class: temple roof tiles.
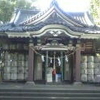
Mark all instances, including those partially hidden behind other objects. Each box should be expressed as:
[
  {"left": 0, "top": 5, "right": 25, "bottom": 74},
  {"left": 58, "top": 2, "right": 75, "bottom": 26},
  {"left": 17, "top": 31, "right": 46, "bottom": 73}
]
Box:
[{"left": 0, "top": 0, "right": 100, "bottom": 36}]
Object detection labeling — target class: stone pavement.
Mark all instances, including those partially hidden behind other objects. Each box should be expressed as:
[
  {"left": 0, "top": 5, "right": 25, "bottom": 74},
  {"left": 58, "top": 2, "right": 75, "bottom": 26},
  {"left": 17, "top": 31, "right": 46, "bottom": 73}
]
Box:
[{"left": 0, "top": 82, "right": 100, "bottom": 90}]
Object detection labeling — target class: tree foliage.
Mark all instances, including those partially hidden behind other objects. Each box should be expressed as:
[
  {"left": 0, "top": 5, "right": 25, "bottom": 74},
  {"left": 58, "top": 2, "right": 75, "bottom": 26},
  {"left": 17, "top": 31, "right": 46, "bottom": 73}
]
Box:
[
  {"left": 0, "top": 0, "right": 35, "bottom": 23},
  {"left": 15, "top": 0, "right": 32, "bottom": 9},
  {"left": 0, "top": 0, "right": 14, "bottom": 22},
  {"left": 90, "top": 0, "right": 100, "bottom": 25}
]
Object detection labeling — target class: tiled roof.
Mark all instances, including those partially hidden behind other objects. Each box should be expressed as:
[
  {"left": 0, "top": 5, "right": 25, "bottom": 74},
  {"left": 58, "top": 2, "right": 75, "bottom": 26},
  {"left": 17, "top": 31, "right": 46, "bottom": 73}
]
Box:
[
  {"left": 0, "top": 21, "right": 99, "bottom": 34},
  {"left": 66, "top": 12, "right": 94, "bottom": 26},
  {"left": 0, "top": 0, "right": 100, "bottom": 35},
  {"left": 10, "top": 8, "right": 40, "bottom": 25}
]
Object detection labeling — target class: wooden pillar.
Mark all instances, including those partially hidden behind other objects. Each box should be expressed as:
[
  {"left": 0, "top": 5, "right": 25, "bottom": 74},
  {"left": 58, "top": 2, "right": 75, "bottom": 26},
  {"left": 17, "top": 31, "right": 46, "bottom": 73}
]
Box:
[
  {"left": 27, "top": 38, "right": 35, "bottom": 84},
  {"left": 75, "top": 40, "right": 81, "bottom": 84},
  {"left": 61, "top": 51, "right": 63, "bottom": 81},
  {"left": 45, "top": 51, "right": 48, "bottom": 82}
]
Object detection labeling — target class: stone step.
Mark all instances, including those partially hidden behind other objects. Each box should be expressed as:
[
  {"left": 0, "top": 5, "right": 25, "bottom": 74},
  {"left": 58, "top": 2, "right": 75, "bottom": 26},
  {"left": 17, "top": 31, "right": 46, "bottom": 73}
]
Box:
[
  {"left": 0, "top": 89, "right": 100, "bottom": 93},
  {"left": 0, "top": 92, "right": 100, "bottom": 97},
  {"left": 0, "top": 85, "right": 100, "bottom": 100},
  {"left": 0, "top": 96, "right": 100, "bottom": 100}
]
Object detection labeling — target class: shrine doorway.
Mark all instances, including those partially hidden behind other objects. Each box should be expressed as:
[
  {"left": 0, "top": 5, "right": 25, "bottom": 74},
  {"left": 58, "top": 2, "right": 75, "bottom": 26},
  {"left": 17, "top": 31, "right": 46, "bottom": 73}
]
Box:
[
  {"left": 42, "top": 50, "right": 74, "bottom": 84},
  {"left": 34, "top": 39, "right": 75, "bottom": 84}
]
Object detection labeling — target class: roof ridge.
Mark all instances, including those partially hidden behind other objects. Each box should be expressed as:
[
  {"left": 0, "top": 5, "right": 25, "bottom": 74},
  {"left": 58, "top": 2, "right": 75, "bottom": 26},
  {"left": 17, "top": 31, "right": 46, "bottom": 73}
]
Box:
[
  {"left": 20, "top": 7, "right": 52, "bottom": 25},
  {"left": 20, "top": 5, "right": 85, "bottom": 27},
  {"left": 20, "top": 0, "right": 60, "bottom": 25}
]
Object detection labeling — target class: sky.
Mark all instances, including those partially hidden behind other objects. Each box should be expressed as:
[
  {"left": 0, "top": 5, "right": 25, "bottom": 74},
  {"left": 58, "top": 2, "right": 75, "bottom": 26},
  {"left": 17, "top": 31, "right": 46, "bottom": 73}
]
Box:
[{"left": 28, "top": 0, "right": 91, "bottom": 12}]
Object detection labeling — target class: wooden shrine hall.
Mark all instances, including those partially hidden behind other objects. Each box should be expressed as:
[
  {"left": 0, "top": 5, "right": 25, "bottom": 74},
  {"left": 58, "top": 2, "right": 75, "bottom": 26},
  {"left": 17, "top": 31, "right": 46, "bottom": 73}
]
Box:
[{"left": 0, "top": 0, "right": 100, "bottom": 84}]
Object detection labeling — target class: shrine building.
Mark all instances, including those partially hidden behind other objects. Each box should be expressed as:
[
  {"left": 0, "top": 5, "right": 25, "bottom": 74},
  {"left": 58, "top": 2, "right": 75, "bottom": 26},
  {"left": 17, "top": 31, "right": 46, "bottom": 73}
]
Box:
[{"left": 0, "top": 0, "right": 100, "bottom": 84}]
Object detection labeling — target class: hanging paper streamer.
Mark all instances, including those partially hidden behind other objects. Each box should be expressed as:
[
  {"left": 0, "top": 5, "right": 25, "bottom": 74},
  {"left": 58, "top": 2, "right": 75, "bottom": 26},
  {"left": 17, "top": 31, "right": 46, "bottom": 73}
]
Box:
[
  {"left": 58, "top": 57, "right": 61, "bottom": 66},
  {"left": 41, "top": 55, "right": 45, "bottom": 62},
  {"left": 50, "top": 57, "right": 52, "bottom": 63},
  {"left": 65, "top": 55, "right": 68, "bottom": 62}
]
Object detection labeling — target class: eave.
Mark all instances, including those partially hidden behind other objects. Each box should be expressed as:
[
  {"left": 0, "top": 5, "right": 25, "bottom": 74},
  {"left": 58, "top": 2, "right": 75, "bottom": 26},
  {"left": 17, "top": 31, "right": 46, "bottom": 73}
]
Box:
[
  {"left": 5, "top": 32, "right": 30, "bottom": 38},
  {"left": 5, "top": 24, "right": 100, "bottom": 39}
]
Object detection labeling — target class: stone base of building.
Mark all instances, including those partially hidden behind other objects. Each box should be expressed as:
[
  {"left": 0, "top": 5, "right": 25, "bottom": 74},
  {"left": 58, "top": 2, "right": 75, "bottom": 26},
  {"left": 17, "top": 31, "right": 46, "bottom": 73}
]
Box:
[
  {"left": 25, "top": 81, "right": 35, "bottom": 85},
  {"left": 73, "top": 82, "right": 82, "bottom": 85}
]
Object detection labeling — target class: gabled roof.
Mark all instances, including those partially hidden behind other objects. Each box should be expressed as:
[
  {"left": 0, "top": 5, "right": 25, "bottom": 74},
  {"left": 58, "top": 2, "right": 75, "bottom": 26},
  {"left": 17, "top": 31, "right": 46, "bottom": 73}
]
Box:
[
  {"left": 0, "top": 0, "right": 100, "bottom": 39},
  {"left": 19, "top": 1, "right": 94, "bottom": 27},
  {"left": 10, "top": 8, "right": 39, "bottom": 25}
]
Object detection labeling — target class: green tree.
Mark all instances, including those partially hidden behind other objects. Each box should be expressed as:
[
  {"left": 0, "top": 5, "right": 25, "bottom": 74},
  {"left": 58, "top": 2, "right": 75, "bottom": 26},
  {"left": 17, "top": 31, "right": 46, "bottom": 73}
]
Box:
[
  {"left": 15, "top": 0, "right": 32, "bottom": 9},
  {"left": 90, "top": 0, "right": 100, "bottom": 25},
  {"left": 0, "top": 0, "right": 36, "bottom": 23},
  {"left": 0, "top": 0, "right": 15, "bottom": 22}
]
